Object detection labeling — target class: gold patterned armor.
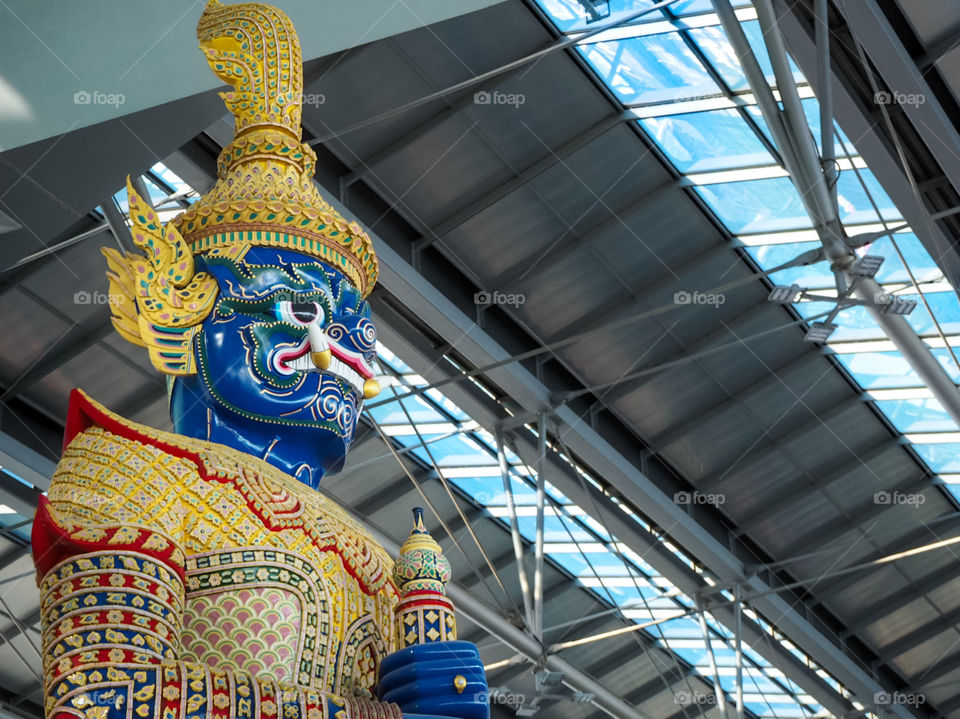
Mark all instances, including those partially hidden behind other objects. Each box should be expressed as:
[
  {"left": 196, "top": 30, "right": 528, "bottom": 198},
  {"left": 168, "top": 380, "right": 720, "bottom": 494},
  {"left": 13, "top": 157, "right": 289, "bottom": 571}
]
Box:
[
  {"left": 33, "top": 3, "right": 414, "bottom": 717},
  {"left": 35, "top": 391, "right": 403, "bottom": 719}
]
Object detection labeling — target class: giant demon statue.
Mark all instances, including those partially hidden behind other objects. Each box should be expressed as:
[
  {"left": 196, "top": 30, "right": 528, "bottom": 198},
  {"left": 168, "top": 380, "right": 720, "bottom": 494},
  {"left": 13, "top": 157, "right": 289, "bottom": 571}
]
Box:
[{"left": 32, "top": 2, "right": 488, "bottom": 718}]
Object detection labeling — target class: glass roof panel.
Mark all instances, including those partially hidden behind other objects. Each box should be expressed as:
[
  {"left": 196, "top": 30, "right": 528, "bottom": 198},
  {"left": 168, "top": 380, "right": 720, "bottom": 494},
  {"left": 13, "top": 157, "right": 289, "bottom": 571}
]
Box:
[
  {"left": 875, "top": 397, "right": 954, "bottom": 433},
  {"left": 695, "top": 177, "right": 811, "bottom": 233},
  {"left": 672, "top": 0, "right": 752, "bottom": 14},
  {"left": 533, "top": 0, "right": 660, "bottom": 33},
  {"left": 578, "top": 33, "right": 721, "bottom": 105},
  {"left": 865, "top": 233, "right": 942, "bottom": 285},
  {"left": 746, "top": 241, "right": 833, "bottom": 287},
  {"left": 638, "top": 108, "right": 774, "bottom": 172},
  {"left": 796, "top": 301, "right": 886, "bottom": 342},
  {"left": 366, "top": 393, "right": 449, "bottom": 425},
  {"left": 742, "top": 99, "right": 852, "bottom": 157},
  {"left": 835, "top": 168, "right": 901, "bottom": 225},
  {"left": 838, "top": 350, "right": 960, "bottom": 389},
  {"left": 914, "top": 443, "right": 960, "bottom": 473},
  {"left": 908, "top": 291, "right": 960, "bottom": 336},
  {"left": 689, "top": 20, "right": 800, "bottom": 91}
]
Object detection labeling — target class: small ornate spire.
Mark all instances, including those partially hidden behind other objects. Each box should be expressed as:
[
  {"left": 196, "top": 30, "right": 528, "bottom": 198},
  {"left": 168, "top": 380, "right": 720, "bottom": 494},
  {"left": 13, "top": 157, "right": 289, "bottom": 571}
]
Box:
[{"left": 392, "top": 508, "right": 457, "bottom": 647}]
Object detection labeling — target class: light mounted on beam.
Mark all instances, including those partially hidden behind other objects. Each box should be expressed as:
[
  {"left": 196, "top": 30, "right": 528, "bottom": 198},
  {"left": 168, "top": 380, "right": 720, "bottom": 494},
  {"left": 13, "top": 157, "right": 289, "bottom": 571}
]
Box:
[
  {"left": 880, "top": 297, "right": 918, "bottom": 315},
  {"left": 804, "top": 322, "right": 837, "bottom": 343},
  {"left": 850, "top": 255, "right": 885, "bottom": 278},
  {"left": 768, "top": 284, "right": 803, "bottom": 304}
]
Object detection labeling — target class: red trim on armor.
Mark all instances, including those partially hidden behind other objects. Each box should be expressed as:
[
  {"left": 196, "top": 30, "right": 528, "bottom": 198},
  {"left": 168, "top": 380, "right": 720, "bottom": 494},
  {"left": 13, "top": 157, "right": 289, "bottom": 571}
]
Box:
[
  {"left": 394, "top": 596, "right": 454, "bottom": 611},
  {"left": 52, "top": 389, "right": 386, "bottom": 596},
  {"left": 32, "top": 495, "right": 186, "bottom": 580}
]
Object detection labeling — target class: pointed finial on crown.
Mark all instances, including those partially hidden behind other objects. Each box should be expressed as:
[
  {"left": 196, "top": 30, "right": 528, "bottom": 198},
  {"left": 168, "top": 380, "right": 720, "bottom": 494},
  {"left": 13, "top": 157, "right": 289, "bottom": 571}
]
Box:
[
  {"left": 168, "top": 0, "right": 378, "bottom": 296},
  {"left": 393, "top": 508, "right": 457, "bottom": 646},
  {"left": 394, "top": 507, "right": 452, "bottom": 595}
]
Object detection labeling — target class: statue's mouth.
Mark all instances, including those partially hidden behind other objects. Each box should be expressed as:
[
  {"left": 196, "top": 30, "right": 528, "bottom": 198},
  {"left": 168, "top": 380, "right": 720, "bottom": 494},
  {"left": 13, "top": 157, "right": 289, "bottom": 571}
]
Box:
[{"left": 271, "top": 337, "right": 366, "bottom": 394}]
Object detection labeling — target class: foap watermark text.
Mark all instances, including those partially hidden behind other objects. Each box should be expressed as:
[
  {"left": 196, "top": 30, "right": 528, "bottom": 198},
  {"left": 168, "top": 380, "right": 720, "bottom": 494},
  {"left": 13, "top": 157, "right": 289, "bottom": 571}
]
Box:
[
  {"left": 674, "top": 290, "right": 725, "bottom": 308},
  {"left": 474, "top": 90, "right": 525, "bottom": 108},
  {"left": 874, "top": 90, "right": 926, "bottom": 107},
  {"left": 475, "top": 290, "right": 525, "bottom": 308},
  {"left": 674, "top": 491, "right": 725, "bottom": 507},
  {"left": 874, "top": 490, "right": 925, "bottom": 507},
  {"left": 74, "top": 291, "right": 124, "bottom": 307},
  {"left": 875, "top": 691, "right": 926, "bottom": 707},
  {"left": 74, "top": 90, "right": 126, "bottom": 108},
  {"left": 475, "top": 689, "right": 526, "bottom": 707}
]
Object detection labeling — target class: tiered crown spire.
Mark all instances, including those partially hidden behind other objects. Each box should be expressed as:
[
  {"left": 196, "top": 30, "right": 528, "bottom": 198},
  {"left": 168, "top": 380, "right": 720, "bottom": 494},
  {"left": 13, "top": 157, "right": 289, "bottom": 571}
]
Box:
[
  {"left": 392, "top": 508, "right": 457, "bottom": 646},
  {"left": 169, "top": 0, "right": 378, "bottom": 296}
]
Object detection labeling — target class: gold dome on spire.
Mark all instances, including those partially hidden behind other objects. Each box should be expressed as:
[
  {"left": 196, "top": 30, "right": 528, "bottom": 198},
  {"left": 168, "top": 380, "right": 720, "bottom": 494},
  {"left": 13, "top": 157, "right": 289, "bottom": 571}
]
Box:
[{"left": 169, "top": 0, "right": 379, "bottom": 296}]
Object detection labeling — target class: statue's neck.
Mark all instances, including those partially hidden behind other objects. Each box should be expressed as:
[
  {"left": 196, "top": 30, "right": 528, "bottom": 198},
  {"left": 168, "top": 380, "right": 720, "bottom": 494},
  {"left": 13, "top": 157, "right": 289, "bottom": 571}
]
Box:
[{"left": 169, "top": 379, "right": 345, "bottom": 489}]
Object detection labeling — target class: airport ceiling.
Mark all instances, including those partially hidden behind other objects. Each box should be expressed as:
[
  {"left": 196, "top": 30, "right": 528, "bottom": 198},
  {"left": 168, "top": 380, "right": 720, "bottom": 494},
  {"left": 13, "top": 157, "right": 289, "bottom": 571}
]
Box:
[{"left": 2, "top": 1, "right": 960, "bottom": 718}]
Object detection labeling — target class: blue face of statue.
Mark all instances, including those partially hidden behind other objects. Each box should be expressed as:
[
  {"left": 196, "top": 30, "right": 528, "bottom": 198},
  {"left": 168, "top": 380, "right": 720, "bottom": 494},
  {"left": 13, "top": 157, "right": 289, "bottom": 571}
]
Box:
[{"left": 169, "top": 246, "right": 378, "bottom": 486}]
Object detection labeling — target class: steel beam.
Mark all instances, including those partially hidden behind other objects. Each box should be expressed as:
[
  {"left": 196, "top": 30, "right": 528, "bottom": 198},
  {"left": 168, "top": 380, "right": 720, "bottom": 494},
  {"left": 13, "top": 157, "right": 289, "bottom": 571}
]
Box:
[
  {"left": 368, "top": 293, "right": 862, "bottom": 718},
  {"left": 533, "top": 413, "right": 546, "bottom": 642},
  {"left": 0, "top": 323, "right": 113, "bottom": 403},
  {"left": 100, "top": 195, "right": 133, "bottom": 253},
  {"left": 814, "top": 0, "right": 836, "bottom": 206},
  {"left": 835, "top": 0, "right": 960, "bottom": 204},
  {"left": 858, "top": 279, "right": 960, "bottom": 428},
  {"left": 649, "top": 349, "right": 822, "bottom": 451},
  {"left": 879, "top": 604, "right": 960, "bottom": 661},
  {"left": 735, "top": 441, "right": 896, "bottom": 535},
  {"left": 490, "top": 176, "right": 687, "bottom": 292},
  {"left": 840, "top": 563, "right": 960, "bottom": 638},
  {"left": 495, "top": 427, "right": 533, "bottom": 631},
  {"left": 414, "top": 112, "right": 628, "bottom": 252},
  {"left": 780, "top": 473, "right": 934, "bottom": 557},
  {"left": 810, "top": 517, "right": 960, "bottom": 607},
  {"left": 543, "top": 242, "right": 734, "bottom": 344},
  {"left": 916, "top": 28, "right": 960, "bottom": 71}
]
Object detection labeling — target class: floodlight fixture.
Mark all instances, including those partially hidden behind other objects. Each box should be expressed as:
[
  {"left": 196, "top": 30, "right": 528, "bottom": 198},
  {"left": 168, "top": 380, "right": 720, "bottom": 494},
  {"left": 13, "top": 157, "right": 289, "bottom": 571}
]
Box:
[
  {"left": 804, "top": 322, "right": 837, "bottom": 343},
  {"left": 850, "top": 255, "right": 885, "bottom": 278}
]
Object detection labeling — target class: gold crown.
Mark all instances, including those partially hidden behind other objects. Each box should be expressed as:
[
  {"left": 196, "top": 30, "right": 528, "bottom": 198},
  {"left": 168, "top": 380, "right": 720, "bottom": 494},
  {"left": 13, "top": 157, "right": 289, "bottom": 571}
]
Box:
[{"left": 169, "top": 0, "right": 378, "bottom": 296}]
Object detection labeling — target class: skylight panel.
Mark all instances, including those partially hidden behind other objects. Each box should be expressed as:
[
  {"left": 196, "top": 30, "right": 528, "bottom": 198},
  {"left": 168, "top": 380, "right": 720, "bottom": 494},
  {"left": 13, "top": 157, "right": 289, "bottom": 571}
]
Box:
[
  {"left": 796, "top": 302, "right": 887, "bottom": 342},
  {"left": 397, "top": 432, "right": 491, "bottom": 466},
  {"left": 746, "top": 241, "right": 833, "bottom": 288},
  {"left": 672, "top": 0, "right": 752, "bottom": 15},
  {"left": 578, "top": 32, "right": 722, "bottom": 105},
  {"left": 911, "top": 291, "right": 960, "bottom": 335},
  {"left": 533, "top": 0, "right": 663, "bottom": 33},
  {"left": 866, "top": 233, "right": 943, "bottom": 284},
  {"left": 689, "top": 20, "right": 801, "bottom": 91},
  {"left": 150, "top": 161, "right": 193, "bottom": 198},
  {"left": 365, "top": 393, "right": 450, "bottom": 425},
  {"left": 638, "top": 107, "right": 774, "bottom": 172},
  {"left": 838, "top": 351, "right": 960, "bottom": 389},
  {"left": 834, "top": 168, "right": 902, "bottom": 225},
  {"left": 877, "top": 397, "right": 954, "bottom": 434},
  {"left": 694, "top": 177, "right": 812, "bottom": 233},
  {"left": 912, "top": 443, "right": 960, "bottom": 473}
]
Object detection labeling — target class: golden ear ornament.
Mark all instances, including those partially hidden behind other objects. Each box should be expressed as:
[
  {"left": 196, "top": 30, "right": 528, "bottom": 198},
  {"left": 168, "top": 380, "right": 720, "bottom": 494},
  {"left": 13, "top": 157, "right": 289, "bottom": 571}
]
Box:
[{"left": 101, "top": 178, "right": 219, "bottom": 376}]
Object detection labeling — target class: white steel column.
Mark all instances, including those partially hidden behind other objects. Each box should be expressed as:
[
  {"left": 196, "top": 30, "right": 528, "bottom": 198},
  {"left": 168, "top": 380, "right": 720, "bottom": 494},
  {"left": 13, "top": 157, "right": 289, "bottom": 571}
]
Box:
[{"left": 714, "top": 0, "right": 960, "bottom": 428}]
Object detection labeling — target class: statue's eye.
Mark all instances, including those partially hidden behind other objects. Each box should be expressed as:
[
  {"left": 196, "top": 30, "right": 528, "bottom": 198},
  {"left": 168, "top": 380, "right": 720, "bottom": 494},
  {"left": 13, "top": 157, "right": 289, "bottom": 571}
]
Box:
[{"left": 274, "top": 300, "right": 324, "bottom": 326}]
